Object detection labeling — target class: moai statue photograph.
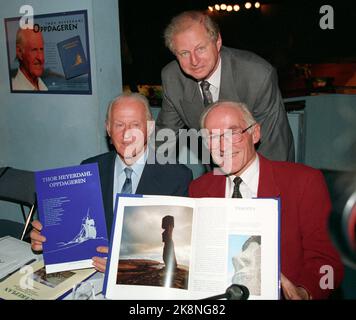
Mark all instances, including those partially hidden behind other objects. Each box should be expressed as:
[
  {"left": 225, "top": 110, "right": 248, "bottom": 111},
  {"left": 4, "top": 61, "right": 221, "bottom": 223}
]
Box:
[{"left": 161, "top": 215, "right": 177, "bottom": 271}]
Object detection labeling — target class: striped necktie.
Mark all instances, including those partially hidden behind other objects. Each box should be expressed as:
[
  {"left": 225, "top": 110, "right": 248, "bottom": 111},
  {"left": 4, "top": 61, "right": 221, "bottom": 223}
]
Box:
[
  {"left": 121, "top": 167, "right": 133, "bottom": 194},
  {"left": 232, "top": 176, "right": 243, "bottom": 198},
  {"left": 200, "top": 80, "right": 213, "bottom": 107}
]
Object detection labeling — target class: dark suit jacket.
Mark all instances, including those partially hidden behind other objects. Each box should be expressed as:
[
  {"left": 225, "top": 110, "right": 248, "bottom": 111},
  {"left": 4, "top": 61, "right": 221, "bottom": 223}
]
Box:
[
  {"left": 189, "top": 154, "right": 344, "bottom": 299},
  {"left": 157, "top": 46, "right": 295, "bottom": 162},
  {"left": 82, "top": 151, "right": 193, "bottom": 235}
]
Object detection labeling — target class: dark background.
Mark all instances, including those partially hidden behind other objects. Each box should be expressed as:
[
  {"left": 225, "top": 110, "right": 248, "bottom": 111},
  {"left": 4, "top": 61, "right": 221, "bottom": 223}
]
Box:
[{"left": 119, "top": 0, "right": 356, "bottom": 88}]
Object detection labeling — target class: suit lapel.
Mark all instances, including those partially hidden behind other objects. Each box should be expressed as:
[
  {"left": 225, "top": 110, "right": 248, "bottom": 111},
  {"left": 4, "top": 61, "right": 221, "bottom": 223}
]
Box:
[
  {"left": 98, "top": 152, "right": 116, "bottom": 232},
  {"left": 181, "top": 80, "right": 205, "bottom": 129},
  {"left": 219, "top": 47, "right": 241, "bottom": 102},
  {"left": 105, "top": 152, "right": 116, "bottom": 218},
  {"left": 203, "top": 171, "right": 226, "bottom": 197},
  {"left": 136, "top": 163, "right": 161, "bottom": 194},
  {"left": 257, "top": 154, "right": 280, "bottom": 198}
]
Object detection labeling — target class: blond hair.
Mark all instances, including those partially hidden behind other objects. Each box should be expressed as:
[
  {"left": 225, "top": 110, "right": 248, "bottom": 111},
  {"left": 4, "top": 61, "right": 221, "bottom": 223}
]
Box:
[{"left": 164, "top": 10, "right": 220, "bottom": 53}]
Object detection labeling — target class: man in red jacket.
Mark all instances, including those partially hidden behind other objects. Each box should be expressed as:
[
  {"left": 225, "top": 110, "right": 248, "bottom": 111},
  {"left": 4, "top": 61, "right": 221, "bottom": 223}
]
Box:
[{"left": 189, "top": 100, "right": 344, "bottom": 299}]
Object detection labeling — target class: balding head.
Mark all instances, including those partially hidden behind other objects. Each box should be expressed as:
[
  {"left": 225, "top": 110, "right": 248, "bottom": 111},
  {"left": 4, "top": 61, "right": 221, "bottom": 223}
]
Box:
[{"left": 201, "top": 101, "right": 261, "bottom": 176}]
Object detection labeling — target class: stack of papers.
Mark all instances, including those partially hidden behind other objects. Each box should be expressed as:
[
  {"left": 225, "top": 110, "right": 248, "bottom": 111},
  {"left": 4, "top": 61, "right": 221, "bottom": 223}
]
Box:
[{"left": 0, "top": 236, "right": 40, "bottom": 281}]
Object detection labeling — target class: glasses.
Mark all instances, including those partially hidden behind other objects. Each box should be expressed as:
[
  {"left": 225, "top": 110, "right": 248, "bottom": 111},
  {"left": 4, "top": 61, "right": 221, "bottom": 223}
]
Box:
[
  {"left": 176, "top": 40, "right": 212, "bottom": 59},
  {"left": 209, "top": 123, "right": 256, "bottom": 147}
]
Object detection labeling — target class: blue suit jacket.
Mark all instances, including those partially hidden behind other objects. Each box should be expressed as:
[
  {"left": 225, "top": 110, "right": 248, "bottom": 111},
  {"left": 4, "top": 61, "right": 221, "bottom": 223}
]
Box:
[{"left": 82, "top": 151, "right": 193, "bottom": 234}]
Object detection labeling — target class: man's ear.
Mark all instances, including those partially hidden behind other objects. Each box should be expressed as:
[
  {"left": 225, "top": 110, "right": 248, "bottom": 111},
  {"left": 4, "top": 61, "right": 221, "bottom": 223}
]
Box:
[
  {"left": 16, "top": 45, "right": 23, "bottom": 61},
  {"left": 252, "top": 123, "right": 261, "bottom": 145},
  {"left": 216, "top": 33, "right": 222, "bottom": 52},
  {"left": 105, "top": 121, "right": 111, "bottom": 138}
]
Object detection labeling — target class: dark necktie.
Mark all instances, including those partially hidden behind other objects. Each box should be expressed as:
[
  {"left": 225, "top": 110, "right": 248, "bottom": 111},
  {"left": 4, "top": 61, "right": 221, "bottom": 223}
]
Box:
[
  {"left": 200, "top": 80, "right": 213, "bottom": 107},
  {"left": 121, "top": 167, "right": 133, "bottom": 194},
  {"left": 232, "top": 176, "right": 243, "bottom": 198}
]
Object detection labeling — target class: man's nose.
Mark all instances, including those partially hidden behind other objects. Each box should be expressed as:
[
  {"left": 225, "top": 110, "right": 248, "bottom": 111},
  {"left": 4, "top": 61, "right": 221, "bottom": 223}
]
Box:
[
  {"left": 220, "top": 135, "right": 227, "bottom": 151},
  {"left": 123, "top": 128, "right": 133, "bottom": 140},
  {"left": 190, "top": 52, "right": 199, "bottom": 66},
  {"left": 35, "top": 51, "right": 44, "bottom": 62}
]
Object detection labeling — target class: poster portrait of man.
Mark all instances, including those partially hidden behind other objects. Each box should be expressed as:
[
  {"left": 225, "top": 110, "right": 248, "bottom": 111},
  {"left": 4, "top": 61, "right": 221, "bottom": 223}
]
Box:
[{"left": 5, "top": 10, "right": 92, "bottom": 94}]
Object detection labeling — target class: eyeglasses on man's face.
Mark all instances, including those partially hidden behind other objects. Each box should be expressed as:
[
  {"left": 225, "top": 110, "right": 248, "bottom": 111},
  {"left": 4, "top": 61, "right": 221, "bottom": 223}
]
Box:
[{"left": 208, "top": 123, "right": 256, "bottom": 147}]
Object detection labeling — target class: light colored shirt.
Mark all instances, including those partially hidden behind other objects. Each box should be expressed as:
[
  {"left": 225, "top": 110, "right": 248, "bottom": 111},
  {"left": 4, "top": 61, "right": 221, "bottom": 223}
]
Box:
[
  {"left": 198, "top": 56, "right": 221, "bottom": 102},
  {"left": 112, "top": 150, "right": 147, "bottom": 207},
  {"left": 225, "top": 155, "right": 260, "bottom": 198},
  {"left": 12, "top": 68, "right": 48, "bottom": 91}
]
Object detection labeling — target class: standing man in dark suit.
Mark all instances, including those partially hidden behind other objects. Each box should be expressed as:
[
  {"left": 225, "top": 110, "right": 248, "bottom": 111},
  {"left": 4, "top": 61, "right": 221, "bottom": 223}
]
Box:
[
  {"left": 31, "top": 93, "right": 192, "bottom": 272},
  {"left": 189, "top": 100, "right": 343, "bottom": 299},
  {"left": 156, "top": 10, "right": 294, "bottom": 162}
]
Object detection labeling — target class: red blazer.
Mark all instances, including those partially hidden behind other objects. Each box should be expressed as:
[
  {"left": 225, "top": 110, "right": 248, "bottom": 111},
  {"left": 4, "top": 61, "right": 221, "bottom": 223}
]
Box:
[{"left": 189, "top": 154, "right": 344, "bottom": 299}]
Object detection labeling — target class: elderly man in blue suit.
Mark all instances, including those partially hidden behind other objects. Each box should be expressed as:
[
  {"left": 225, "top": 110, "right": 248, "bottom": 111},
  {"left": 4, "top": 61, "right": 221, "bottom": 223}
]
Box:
[{"left": 30, "top": 93, "right": 193, "bottom": 272}]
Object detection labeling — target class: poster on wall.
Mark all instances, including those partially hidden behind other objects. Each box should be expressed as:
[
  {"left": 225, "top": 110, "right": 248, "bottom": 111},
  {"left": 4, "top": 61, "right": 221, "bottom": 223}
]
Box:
[{"left": 4, "top": 10, "right": 92, "bottom": 94}]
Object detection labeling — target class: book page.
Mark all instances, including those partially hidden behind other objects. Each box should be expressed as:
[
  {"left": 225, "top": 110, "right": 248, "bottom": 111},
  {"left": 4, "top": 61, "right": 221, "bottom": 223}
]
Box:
[
  {"left": 189, "top": 206, "right": 228, "bottom": 298},
  {"left": 104, "top": 196, "right": 196, "bottom": 300},
  {"left": 194, "top": 198, "right": 279, "bottom": 300}
]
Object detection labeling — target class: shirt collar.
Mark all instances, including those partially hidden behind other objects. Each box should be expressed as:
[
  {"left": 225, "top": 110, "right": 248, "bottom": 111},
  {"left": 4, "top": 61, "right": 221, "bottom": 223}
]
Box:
[
  {"left": 115, "top": 148, "right": 148, "bottom": 177},
  {"left": 199, "top": 55, "right": 221, "bottom": 91},
  {"left": 228, "top": 155, "right": 260, "bottom": 189},
  {"left": 240, "top": 155, "right": 259, "bottom": 189}
]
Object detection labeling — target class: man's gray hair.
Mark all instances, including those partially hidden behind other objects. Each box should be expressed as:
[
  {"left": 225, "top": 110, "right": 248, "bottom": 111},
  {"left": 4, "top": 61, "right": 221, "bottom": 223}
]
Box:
[
  {"left": 106, "top": 92, "right": 154, "bottom": 123},
  {"left": 200, "top": 100, "right": 256, "bottom": 129},
  {"left": 16, "top": 28, "right": 25, "bottom": 47},
  {"left": 164, "top": 10, "right": 220, "bottom": 53}
]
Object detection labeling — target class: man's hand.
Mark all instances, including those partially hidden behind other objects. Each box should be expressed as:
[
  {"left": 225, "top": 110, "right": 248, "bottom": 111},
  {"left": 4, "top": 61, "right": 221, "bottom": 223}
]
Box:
[
  {"left": 30, "top": 220, "right": 46, "bottom": 252},
  {"left": 281, "top": 273, "right": 310, "bottom": 300},
  {"left": 92, "top": 246, "right": 109, "bottom": 273}
]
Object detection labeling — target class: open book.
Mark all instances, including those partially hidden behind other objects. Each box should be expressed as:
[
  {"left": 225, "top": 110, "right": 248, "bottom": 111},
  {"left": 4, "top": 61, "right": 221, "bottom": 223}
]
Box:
[{"left": 103, "top": 196, "right": 280, "bottom": 300}]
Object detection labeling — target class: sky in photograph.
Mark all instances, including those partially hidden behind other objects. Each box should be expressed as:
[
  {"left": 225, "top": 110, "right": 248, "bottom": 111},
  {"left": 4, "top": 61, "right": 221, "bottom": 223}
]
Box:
[{"left": 119, "top": 205, "right": 193, "bottom": 266}]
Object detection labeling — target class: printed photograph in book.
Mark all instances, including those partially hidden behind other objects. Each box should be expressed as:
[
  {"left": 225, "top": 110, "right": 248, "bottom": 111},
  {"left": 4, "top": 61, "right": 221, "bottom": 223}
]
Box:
[
  {"left": 32, "top": 267, "right": 75, "bottom": 289},
  {"left": 117, "top": 205, "right": 193, "bottom": 289},
  {"left": 228, "top": 234, "right": 262, "bottom": 296}
]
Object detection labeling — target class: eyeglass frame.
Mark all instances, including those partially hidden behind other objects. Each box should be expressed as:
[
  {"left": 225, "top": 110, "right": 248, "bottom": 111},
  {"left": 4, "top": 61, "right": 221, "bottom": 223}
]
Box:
[{"left": 207, "top": 123, "right": 257, "bottom": 148}]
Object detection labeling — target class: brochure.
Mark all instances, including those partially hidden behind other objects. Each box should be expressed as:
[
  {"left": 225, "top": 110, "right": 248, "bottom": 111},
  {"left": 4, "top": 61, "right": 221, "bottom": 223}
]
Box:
[{"left": 35, "top": 163, "right": 108, "bottom": 273}]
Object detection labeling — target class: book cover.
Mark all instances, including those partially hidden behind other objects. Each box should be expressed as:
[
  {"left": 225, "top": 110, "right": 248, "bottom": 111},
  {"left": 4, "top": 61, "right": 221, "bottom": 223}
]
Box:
[
  {"left": 57, "top": 35, "right": 89, "bottom": 80},
  {"left": 104, "top": 195, "right": 280, "bottom": 300},
  {"left": 0, "top": 260, "right": 96, "bottom": 300},
  {"left": 35, "top": 163, "right": 108, "bottom": 274}
]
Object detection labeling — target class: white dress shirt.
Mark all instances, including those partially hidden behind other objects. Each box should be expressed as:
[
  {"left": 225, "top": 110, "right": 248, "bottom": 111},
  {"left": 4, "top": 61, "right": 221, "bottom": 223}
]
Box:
[
  {"left": 112, "top": 150, "right": 147, "bottom": 207},
  {"left": 198, "top": 56, "right": 221, "bottom": 102},
  {"left": 12, "top": 68, "right": 48, "bottom": 91},
  {"left": 225, "top": 155, "right": 260, "bottom": 198}
]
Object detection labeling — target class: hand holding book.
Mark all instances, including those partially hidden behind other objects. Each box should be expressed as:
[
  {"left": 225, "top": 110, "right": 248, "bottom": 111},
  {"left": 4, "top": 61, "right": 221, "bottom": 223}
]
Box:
[{"left": 92, "top": 246, "right": 109, "bottom": 273}]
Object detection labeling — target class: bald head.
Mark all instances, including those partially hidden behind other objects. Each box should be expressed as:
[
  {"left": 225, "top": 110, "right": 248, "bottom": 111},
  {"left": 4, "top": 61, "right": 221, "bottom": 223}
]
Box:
[
  {"left": 201, "top": 101, "right": 261, "bottom": 176},
  {"left": 105, "top": 93, "right": 154, "bottom": 165}
]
